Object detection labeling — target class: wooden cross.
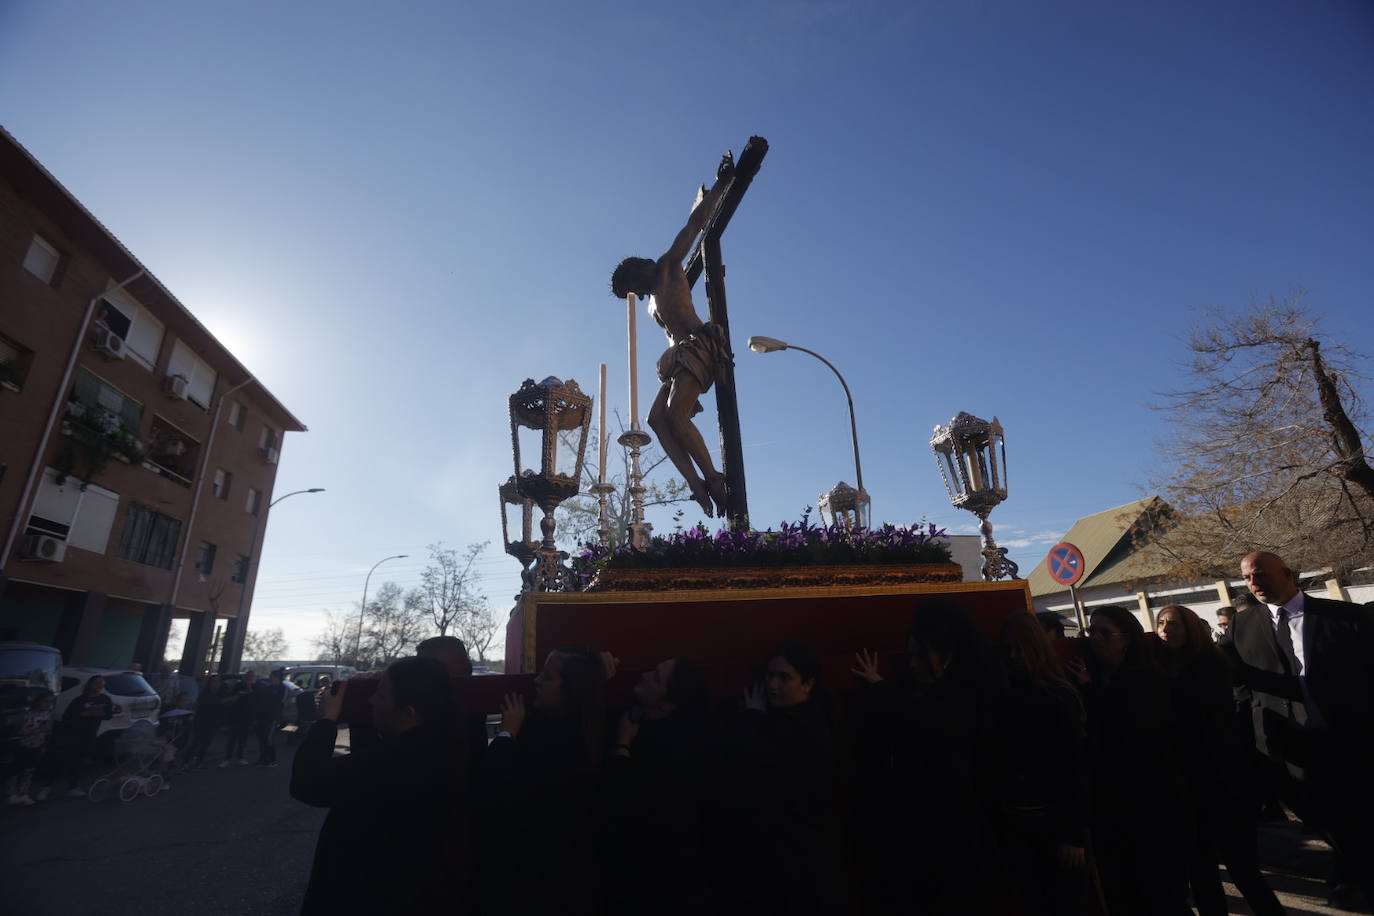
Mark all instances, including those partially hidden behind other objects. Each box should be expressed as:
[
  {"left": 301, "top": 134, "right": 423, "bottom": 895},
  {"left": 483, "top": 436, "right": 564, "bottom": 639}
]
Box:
[{"left": 684, "top": 136, "right": 769, "bottom": 530}]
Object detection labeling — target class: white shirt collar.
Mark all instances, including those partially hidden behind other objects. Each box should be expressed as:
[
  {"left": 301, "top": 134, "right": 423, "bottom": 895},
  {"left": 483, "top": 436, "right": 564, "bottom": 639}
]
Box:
[{"left": 1266, "top": 589, "right": 1305, "bottom": 625}]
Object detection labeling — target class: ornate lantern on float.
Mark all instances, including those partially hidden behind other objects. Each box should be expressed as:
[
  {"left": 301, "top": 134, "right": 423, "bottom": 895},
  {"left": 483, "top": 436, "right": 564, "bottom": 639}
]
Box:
[
  {"left": 509, "top": 376, "right": 592, "bottom": 591},
  {"left": 817, "top": 481, "right": 871, "bottom": 529},
  {"left": 499, "top": 474, "right": 539, "bottom": 592},
  {"left": 930, "top": 412, "right": 1019, "bottom": 581}
]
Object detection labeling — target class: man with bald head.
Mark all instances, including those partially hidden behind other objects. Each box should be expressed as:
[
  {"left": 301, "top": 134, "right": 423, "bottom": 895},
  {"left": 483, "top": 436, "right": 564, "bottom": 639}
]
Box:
[{"left": 1228, "top": 551, "right": 1374, "bottom": 903}]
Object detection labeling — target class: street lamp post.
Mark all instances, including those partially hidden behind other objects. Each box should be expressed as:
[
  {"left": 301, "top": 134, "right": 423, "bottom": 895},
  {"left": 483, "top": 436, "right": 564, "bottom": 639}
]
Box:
[
  {"left": 355, "top": 553, "right": 407, "bottom": 665},
  {"left": 747, "top": 336, "right": 870, "bottom": 527},
  {"left": 225, "top": 487, "right": 325, "bottom": 673}
]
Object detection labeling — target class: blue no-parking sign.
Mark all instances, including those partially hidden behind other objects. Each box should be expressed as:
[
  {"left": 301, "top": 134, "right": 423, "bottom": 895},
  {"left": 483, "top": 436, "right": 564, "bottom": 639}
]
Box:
[{"left": 1046, "top": 542, "right": 1085, "bottom": 587}]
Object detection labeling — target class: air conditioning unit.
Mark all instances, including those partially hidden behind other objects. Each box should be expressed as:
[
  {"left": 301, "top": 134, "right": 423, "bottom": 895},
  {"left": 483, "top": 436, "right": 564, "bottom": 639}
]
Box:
[
  {"left": 92, "top": 326, "right": 126, "bottom": 360},
  {"left": 261, "top": 446, "right": 279, "bottom": 465},
  {"left": 19, "top": 534, "right": 67, "bottom": 563},
  {"left": 163, "top": 373, "right": 189, "bottom": 400}
]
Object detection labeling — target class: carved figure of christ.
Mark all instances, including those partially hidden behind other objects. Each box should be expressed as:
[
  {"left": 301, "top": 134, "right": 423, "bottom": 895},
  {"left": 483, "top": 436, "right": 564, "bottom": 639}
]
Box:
[{"left": 611, "top": 154, "right": 736, "bottom": 517}]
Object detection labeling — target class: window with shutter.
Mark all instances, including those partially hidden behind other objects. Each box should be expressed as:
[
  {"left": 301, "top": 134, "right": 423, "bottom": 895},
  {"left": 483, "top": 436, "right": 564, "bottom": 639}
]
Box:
[{"left": 23, "top": 235, "right": 61, "bottom": 284}]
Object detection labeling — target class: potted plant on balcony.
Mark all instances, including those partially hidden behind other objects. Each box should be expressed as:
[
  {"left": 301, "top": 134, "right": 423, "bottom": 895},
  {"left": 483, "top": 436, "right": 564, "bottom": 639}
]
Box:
[{"left": 55, "top": 403, "right": 147, "bottom": 490}]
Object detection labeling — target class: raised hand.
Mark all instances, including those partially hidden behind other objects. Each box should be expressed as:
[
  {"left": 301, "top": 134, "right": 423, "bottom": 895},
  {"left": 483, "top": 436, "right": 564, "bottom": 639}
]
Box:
[
  {"left": 500, "top": 692, "right": 526, "bottom": 738},
  {"left": 599, "top": 651, "right": 620, "bottom": 680},
  {"left": 743, "top": 681, "right": 767, "bottom": 713},
  {"left": 1066, "top": 657, "right": 1091, "bottom": 686},
  {"left": 617, "top": 709, "right": 641, "bottom": 750},
  {"left": 318, "top": 682, "right": 346, "bottom": 722},
  {"left": 850, "top": 649, "right": 883, "bottom": 684}
]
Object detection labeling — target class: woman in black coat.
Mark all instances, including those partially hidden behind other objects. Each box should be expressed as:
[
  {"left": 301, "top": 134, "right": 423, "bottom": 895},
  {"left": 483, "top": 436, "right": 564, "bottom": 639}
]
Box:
[
  {"left": 290, "top": 657, "right": 464, "bottom": 916},
  {"left": 852, "top": 598, "right": 1001, "bottom": 916},
  {"left": 1155, "top": 604, "right": 1284, "bottom": 916},
  {"left": 997, "top": 612, "right": 1091, "bottom": 916},
  {"left": 1069, "top": 605, "right": 1190, "bottom": 916},
  {"left": 478, "top": 646, "right": 607, "bottom": 916},
  {"left": 185, "top": 675, "right": 222, "bottom": 768},
  {"left": 725, "top": 640, "right": 847, "bottom": 916},
  {"left": 601, "top": 657, "right": 718, "bottom": 915}
]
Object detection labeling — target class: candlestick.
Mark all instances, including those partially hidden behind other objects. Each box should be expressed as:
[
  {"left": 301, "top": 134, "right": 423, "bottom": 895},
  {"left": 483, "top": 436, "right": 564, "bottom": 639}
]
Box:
[
  {"left": 597, "top": 362, "right": 607, "bottom": 483},
  {"left": 626, "top": 293, "right": 639, "bottom": 429}
]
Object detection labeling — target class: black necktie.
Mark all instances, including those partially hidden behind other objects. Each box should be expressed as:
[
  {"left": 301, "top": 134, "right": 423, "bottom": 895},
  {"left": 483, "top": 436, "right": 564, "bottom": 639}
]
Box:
[{"left": 1276, "top": 606, "right": 1299, "bottom": 675}]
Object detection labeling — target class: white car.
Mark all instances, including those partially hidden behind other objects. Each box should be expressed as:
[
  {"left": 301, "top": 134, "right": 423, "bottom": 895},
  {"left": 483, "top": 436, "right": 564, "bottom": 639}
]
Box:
[{"left": 55, "top": 667, "right": 160, "bottom": 736}]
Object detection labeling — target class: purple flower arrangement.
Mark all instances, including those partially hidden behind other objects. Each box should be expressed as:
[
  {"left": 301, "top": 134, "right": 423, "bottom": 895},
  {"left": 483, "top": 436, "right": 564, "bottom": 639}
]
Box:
[{"left": 567, "top": 508, "right": 951, "bottom": 590}]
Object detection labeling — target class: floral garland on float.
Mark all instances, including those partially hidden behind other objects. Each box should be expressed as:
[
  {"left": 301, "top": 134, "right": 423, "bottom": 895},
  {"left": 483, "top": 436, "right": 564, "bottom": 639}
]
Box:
[{"left": 569, "top": 510, "right": 958, "bottom": 592}]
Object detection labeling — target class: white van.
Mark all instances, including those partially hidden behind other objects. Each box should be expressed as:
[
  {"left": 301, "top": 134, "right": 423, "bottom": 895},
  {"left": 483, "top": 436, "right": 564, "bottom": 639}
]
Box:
[{"left": 283, "top": 665, "right": 358, "bottom": 691}]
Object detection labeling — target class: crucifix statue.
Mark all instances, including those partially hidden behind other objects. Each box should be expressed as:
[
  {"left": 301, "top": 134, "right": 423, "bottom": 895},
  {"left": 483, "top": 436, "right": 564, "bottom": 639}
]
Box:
[{"left": 610, "top": 137, "right": 768, "bottom": 529}]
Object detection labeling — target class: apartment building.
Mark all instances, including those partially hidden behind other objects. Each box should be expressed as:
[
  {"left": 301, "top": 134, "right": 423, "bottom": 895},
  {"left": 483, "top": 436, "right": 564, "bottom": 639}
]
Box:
[{"left": 0, "top": 127, "right": 306, "bottom": 675}]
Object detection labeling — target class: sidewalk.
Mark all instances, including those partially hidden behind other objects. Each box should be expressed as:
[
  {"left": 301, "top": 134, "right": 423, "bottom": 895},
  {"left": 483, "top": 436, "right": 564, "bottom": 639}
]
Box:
[{"left": 1225, "top": 818, "right": 1372, "bottom": 915}]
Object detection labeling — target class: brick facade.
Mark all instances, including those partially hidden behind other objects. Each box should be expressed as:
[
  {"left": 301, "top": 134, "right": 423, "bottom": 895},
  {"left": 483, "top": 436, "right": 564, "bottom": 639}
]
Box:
[{"left": 0, "top": 128, "right": 305, "bottom": 675}]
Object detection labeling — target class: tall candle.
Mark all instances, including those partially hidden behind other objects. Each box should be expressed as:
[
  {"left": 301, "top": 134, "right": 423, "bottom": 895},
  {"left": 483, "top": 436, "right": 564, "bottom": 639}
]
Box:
[
  {"left": 626, "top": 293, "right": 640, "bottom": 429},
  {"left": 597, "top": 362, "right": 607, "bottom": 483}
]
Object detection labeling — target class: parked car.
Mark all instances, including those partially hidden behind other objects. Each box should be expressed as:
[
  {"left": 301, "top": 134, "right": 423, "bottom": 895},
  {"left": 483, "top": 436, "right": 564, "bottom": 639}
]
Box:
[
  {"left": 283, "top": 665, "right": 357, "bottom": 691},
  {"left": 0, "top": 642, "right": 62, "bottom": 766},
  {"left": 54, "top": 667, "right": 160, "bottom": 737}
]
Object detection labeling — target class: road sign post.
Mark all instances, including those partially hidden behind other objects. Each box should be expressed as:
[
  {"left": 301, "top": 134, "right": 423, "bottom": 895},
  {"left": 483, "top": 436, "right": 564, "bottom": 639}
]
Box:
[{"left": 1045, "top": 541, "right": 1087, "bottom": 632}]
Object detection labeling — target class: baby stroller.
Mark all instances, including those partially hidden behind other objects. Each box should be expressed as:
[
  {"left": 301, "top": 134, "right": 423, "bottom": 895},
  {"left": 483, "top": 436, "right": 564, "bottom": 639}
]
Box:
[{"left": 87, "top": 721, "right": 169, "bottom": 803}]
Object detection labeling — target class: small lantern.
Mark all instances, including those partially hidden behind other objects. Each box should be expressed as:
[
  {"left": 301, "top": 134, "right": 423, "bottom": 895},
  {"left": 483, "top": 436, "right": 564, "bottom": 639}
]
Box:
[
  {"left": 499, "top": 474, "right": 539, "bottom": 569},
  {"left": 930, "top": 412, "right": 1018, "bottom": 580},
  {"left": 509, "top": 377, "right": 592, "bottom": 590},
  {"left": 818, "top": 481, "right": 871, "bottom": 529}
]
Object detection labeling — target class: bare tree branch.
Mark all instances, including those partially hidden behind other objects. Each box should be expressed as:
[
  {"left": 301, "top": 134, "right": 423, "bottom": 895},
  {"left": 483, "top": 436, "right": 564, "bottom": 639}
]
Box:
[{"left": 1145, "top": 295, "right": 1374, "bottom": 579}]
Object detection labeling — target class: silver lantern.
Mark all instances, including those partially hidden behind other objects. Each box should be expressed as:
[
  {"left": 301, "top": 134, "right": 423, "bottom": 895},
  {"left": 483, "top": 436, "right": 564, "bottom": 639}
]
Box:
[{"left": 930, "top": 412, "right": 1018, "bottom": 580}]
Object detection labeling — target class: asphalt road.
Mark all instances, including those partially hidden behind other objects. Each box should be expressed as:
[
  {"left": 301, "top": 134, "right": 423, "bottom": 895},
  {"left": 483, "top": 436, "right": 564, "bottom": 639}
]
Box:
[{"left": 0, "top": 730, "right": 329, "bottom": 916}]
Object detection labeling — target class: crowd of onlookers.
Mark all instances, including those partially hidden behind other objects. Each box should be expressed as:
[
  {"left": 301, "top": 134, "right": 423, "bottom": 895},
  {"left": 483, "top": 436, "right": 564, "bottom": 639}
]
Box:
[
  {"left": 4, "top": 664, "right": 304, "bottom": 806},
  {"left": 286, "top": 551, "right": 1373, "bottom": 916}
]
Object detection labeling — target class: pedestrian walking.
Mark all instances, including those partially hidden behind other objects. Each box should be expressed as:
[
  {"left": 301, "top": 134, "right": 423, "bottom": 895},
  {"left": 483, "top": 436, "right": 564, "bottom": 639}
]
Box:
[
  {"left": 1227, "top": 551, "right": 1374, "bottom": 907},
  {"left": 1069, "top": 605, "right": 1191, "bottom": 916},
  {"left": 1155, "top": 604, "right": 1284, "bottom": 916}
]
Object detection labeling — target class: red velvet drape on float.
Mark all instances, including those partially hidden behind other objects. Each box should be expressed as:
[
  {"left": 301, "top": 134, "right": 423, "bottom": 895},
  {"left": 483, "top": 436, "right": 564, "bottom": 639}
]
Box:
[{"left": 503, "top": 580, "right": 1032, "bottom": 704}]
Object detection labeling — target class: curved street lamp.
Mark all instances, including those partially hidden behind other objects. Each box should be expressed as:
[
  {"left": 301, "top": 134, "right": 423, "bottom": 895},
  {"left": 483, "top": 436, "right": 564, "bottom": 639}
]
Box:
[
  {"left": 355, "top": 553, "right": 408, "bottom": 663},
  {"left": 747, "top": 336, "right": 870, "bottom": 527},
  {"left": 227, "top": 487, "right": 325, "bottom": 673}
]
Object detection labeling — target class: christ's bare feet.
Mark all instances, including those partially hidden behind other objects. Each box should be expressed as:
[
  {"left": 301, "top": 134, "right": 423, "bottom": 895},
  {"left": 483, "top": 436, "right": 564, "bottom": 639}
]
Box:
[
  {"left": 689, "top": 479, "right": 715, "bottom": 517},
  {"left": 706, "top": 472, "right": 728, "bottom": 518}
]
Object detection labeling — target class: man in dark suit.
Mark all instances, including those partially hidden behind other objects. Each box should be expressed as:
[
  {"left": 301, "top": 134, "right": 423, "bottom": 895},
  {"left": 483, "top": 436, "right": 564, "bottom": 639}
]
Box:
[{"left": 1228, "top": 551, "right": 1374, "bottom": 905}]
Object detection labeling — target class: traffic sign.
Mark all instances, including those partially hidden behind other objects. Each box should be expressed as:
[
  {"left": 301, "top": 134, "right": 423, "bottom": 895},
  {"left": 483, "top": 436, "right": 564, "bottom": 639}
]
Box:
[{"left": 1046, "top": 542, "right": 1085, "bottom": 586}]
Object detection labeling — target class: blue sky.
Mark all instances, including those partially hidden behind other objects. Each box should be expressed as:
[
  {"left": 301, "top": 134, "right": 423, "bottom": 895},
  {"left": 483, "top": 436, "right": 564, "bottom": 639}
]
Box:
[{"left": 4, "top": 1, "right": 1372, "bottom": 657}]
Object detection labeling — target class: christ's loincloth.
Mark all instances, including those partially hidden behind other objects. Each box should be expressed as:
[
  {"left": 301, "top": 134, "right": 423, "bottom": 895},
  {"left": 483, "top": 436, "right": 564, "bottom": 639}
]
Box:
[{"left": 656, "top": 322, "right": 731, "bottom": 416}]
